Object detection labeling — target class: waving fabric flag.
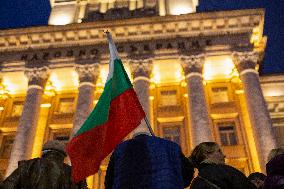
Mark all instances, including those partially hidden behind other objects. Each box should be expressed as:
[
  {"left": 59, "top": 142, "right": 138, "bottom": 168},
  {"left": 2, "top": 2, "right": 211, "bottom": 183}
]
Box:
[{"left": 66, "top": 32, "right": 146, "bottom": 182}]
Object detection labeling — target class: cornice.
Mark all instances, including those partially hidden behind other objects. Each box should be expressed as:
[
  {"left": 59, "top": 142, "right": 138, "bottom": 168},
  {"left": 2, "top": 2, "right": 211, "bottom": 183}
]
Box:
[{"left": 0, "top": 9, "right": 264, "bottom": 52}]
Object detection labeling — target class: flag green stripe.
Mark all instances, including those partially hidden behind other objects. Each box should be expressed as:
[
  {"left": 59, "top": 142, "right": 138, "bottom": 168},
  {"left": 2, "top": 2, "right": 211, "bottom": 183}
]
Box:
[{"left": 75, "top": 59, "right": 132, "bottom": 136}]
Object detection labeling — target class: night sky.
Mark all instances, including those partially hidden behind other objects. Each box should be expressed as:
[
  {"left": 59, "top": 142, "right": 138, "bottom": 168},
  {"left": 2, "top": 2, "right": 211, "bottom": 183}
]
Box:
[{"left": 0, "top": 0, "right": 283, "bottom": 74}]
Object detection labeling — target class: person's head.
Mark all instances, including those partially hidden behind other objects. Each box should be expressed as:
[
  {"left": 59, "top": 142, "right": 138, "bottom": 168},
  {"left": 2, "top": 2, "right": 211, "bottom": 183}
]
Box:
[
  {"left": 132, "top": 120, "right": 152, "bottom": 138},
  {"left": 267, "top": 147, "right": 284, "bottom": 162},
  {"left": 42, "top": 140, "right": 67, "bottom": 162},
  {"left": 190, "top": 142, "right": 225, "bottom": 167},
  {"left": 248, "top": 172, "right": 266, "bottom": 189}
]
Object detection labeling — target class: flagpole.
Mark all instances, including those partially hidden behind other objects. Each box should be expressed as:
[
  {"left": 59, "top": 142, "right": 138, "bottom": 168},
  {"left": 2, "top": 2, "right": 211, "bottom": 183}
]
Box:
[
  {"left": 144, "top": 116, "right": 155, "bottom": 136},
  {"left": 104, "top": 30, "right": 154, "bottom": 136}
]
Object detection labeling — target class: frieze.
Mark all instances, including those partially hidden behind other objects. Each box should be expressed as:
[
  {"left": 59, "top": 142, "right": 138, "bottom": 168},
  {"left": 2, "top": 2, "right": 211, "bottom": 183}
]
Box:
[
  {"left": 0, "top": 9, "right": 263, "bottom": 53},
  {"left": 16, "top": 38, "right": 212, "bottom": 63}
]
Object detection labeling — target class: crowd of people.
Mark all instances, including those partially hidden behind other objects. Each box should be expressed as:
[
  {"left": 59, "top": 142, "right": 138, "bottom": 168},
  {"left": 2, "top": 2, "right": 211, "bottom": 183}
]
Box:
[{"left": 1, "top": 124, "right": 284, "bottom": 189}]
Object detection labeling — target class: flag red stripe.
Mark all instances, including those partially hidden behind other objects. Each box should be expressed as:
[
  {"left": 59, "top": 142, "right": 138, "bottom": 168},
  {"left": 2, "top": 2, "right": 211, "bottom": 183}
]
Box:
[{"left": 66, "top": 88, "right": 145, "bottom": 182}]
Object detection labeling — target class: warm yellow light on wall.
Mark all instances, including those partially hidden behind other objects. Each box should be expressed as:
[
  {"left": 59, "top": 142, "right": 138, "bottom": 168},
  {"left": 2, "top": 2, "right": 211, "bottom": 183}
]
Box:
[
  {"left": 40, "top": 103, "right": 52, "bottom": 108},
  {"left": 93, "top": 100, "right": 99, "bottom": 105},
  {"left": 151, "top": 60, "right": 183, "bottom": 84},
  {"left": 44, "top": 81, "right": 56, "bottom": 97},
  {"left": 168, "top": 0, "right": 194, "bottom": 15},
  {"left": 124, "top": 66, "right": 133, "bottom": 82},
  {"left": 203, "top": 56, "right": 237, "bottom": 80},
  {"left": 2, "top": 80, "right": 17, "bottom": 94},
  {"left": 0, "top": 107, "right": 4, "bottom": 111},
  {"left": 100, "top": 67, "right": 108, "bottom": 85},
  {"left": 48, "top": 5, "right": 76, "bottom": 25},
  {"left": 250, "top": 28, "right": 261, "bottom": 46},
  {"left": 263, "top": 88, "right": 284, "bottom": 97},
  {"left": 152, "top": 66, "right": 161, "bottom": 83},
  {"left": 2, "top": 72, "right": 27, "bottom": 94},
  {"left": 170, "top": 6, "right": 193, "bottom": 15},
  {"left": 71, "top": 70, "right": 79, "bottom": 87},
  {"left": 175, "top": 70, "right": 183, "bottom": 81},
  {"left": 49, "top": 73, "right": 62, "bottom": 90}
]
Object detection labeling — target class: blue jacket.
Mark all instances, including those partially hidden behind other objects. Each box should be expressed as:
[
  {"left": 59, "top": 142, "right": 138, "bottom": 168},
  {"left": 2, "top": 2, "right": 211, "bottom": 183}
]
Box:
[{"left": 105, "top": 134, "right": 193, "bottom": 189}]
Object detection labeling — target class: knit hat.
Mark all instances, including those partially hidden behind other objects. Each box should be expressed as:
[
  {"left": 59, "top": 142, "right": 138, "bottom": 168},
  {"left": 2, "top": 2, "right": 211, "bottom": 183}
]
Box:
[{"left": 42, "top": 140, "right": 67, "bottom": 156}]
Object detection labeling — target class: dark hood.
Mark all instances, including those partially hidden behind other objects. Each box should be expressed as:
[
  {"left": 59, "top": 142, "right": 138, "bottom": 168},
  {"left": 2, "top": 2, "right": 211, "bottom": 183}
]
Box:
[{"left": 266, "top": 153, "right": 284, "bottom": 175}]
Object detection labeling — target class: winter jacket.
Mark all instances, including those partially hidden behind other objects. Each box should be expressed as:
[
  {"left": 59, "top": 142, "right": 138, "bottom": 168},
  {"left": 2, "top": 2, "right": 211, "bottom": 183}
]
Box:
[
  {"left": 1, "top": 154, "right": 87, "bottom": 189},
  {"left": 263, "top": 153, "right": 284, "bottom": 189},
  {"left": 105, "top": 134, "right": 194, "bottom": 189},
  {"left": 190, "top": 163, "right": 256, "bottom": 189}
]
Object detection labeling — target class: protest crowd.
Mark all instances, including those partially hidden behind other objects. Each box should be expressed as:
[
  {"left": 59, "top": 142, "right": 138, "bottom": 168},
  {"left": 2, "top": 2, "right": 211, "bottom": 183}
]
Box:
[{"left": 1, "top": 32, "right": 284, "bottom": 189}]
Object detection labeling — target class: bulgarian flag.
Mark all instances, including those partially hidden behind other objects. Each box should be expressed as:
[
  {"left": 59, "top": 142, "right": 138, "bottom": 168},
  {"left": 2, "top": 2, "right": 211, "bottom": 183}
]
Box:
[{"left": 66, "top": 32, "right": 146, "bottom": 182}]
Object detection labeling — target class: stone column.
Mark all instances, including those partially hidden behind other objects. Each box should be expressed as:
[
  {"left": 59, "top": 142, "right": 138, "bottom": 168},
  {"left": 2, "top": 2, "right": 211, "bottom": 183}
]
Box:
[
  {"left": 129, "top": 58, "right": 153, "bottom": 132},
  {"left": 233, "top": 51, "right": 277, "bottom": 170},
  {"left": 6, "top": 66, "right": 49, "bottom": 176},
  {"left": 181, "top": 54, "right": 213, "bottom": 147},
  {"left": 72, "top": 63, "right": 99, "bottom": 136}
]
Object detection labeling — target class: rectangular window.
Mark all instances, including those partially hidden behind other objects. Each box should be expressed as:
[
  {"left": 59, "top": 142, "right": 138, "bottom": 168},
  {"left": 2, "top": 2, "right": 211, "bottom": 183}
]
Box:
[
  {"left": 163, "top": 126, "right": 180, "bottom": 145},
  {"left": 49, "top": 129, "right": 71, "bottom": 144},
  {"left": 160, "top": 90, "right": 177, "bottom": 106},
  {"left": 58, "top": 98, "right": 75, "bottom": 114},
  {"left": 218, "top": 122, "right": 238, "bottom": 146},
  {"left": 275, "top": 102, "right": 284, "bottom": 112},
  {"left": 0, "top": 135, "right": 15, "bottom": 159},
  {"left": 211, "top": 87, "right": 229, "bottom": 104},
  {"left": 11, "top": 101, "right": 24, "bottom": 117}
]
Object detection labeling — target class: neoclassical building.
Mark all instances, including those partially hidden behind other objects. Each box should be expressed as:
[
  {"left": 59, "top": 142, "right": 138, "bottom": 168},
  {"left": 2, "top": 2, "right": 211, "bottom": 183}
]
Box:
[{"left": 0, "top": 0, "right": 284, "bottom": 188}]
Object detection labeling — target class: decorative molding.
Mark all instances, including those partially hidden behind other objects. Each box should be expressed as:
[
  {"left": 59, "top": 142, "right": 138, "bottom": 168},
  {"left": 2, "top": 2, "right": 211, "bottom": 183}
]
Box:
[
  {"left": 79, "top": 82, "right": 95, "bottom": 87},
  {"left": 157, "top": 116, "right": 184, "bottom": 123},
  {"left": 180, "top": 54, "right": 205, "bottom": 71},
  {"left": 128, "top": 58, "right": 153, "bottom": 78},
  {"left": 75, "top": 63, "right": 100, "bottom": 80},
  {"left": 210, "top": 113, "right": 239, "bottom": 119},
  {"left": 240, "top": 68, "right": 259, "bottom": 76},
  {"left": 0, "top": 9, "right": 264, "bottom": 51},
  {"left": 233, "top": 51, "right": 259, "bottom": 66},
  {"left": 185, "top": 72, "right": 203, "bottom": 79},
  {"left": 28, "top": 85, "right": 44, "bottom": 90},
  {"left": 133, "top": 76, "right": 151, "bottom": 83},
  {"left": 24, "top": 66, "right": 49, "bottom": 81}
]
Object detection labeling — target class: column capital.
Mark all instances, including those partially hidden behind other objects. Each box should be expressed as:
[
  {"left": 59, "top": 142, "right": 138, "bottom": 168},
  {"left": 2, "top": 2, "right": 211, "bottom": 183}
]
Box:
[
  {"left": 180, "top": 54, "right": 205, "bottom": 75},
  {"left": 24, "top": 66, "right": 49, "bottom": 89},
  {"left": 233, "top": 51, "right": 259, "bottom": 73},
  {"left": 128, "top": 58, "right": 153, "bottom": 79},
  {"left": 75, "top": 63, "right": 99, "bottom": 86}
]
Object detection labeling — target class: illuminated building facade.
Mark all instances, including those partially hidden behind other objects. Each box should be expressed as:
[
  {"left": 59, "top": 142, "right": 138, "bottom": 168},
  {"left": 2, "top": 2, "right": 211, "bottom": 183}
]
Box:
[{"left": 0, "top": 0, "right": 284, "bottom": 188}]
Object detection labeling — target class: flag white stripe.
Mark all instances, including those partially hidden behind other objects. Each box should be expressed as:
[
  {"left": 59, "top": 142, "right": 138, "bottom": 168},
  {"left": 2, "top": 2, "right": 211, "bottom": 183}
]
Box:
[{"left": 106, "top": 32, "right": 120, "bottom": 82}]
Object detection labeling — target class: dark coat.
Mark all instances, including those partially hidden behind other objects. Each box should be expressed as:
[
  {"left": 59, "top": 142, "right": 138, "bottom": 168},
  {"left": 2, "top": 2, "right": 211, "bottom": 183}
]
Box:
[
  {"left": 263, "top": 153, "right": 284, "bottom": 189},
  {"left": 1, "top": 154, "right": 87, "bottom": 189},
  {"left": 190, "top": 163, "right": 256, "bottom": 189},
  {"left": 104, "top": 134, "right": 194, "bottom": 189}
]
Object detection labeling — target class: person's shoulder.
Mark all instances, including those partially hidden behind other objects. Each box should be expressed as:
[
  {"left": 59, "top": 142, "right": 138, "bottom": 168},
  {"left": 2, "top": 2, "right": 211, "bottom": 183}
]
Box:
[
  {"left": 18, "top": 158, "right": 41, "bottom": 165},
  {"left": 114, "top": 138, "right": 135, "bottom": 149},
  {"left": 153, "top": 136, "right": 180, "bottom": 147},
  {"left": 218, "top": 164, "right": 247, "bottom": 177}
]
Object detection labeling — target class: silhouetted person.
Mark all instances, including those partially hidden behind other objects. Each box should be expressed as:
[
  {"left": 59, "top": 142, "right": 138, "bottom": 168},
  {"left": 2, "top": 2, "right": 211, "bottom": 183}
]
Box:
[
  {"left": 263, "top": 147, "right": 284, "bottom": 189},
  {"left": 1, "top": 140, "right": 88, "bottom": 189},
  {"left": 104, "top": 123, "right": 194, "bottom": 189},
  {"left": 189, "top": 142, "right": 256, "bottom": 189},
  {"left": 248, "top": 172, "right": 266, "bottom": 189}
]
